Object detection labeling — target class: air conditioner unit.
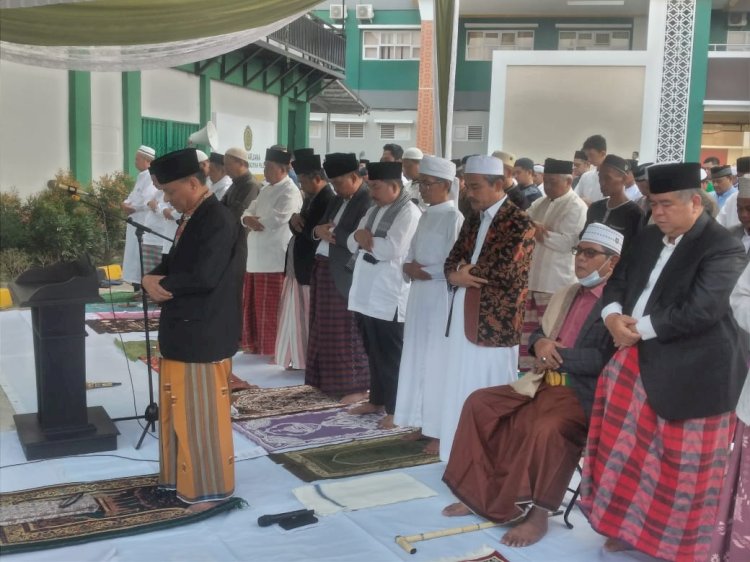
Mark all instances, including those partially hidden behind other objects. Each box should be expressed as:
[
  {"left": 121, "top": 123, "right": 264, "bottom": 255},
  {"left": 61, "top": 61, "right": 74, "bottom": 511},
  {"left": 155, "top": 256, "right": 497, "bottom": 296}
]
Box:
[
  {"left": 329, "top": 5, "right": 347, "bottom": 20},
  {"left": 728, "top": 12, "right": 748, "bottom": 27},
  {"left": 356, "top": 4, "right": 374, "bottom": 20}
]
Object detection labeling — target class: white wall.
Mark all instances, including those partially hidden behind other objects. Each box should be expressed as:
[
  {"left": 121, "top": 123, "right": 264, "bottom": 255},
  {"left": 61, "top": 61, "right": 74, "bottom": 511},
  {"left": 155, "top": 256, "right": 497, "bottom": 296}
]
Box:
[
  {"left": 211, "top": 80, "right": 278, "bottom": 175},
  {"left": 91, "top": 72, "right": 123, "bottom": 179},
  {"left": 452, "top": 111, "right": 490, "bottom": 158},
  {"left": 0, "top": 61, "right": 69, "bottom": 197},
  {"left": 141, "top": 68, "right": 200, "bottom": 123}
]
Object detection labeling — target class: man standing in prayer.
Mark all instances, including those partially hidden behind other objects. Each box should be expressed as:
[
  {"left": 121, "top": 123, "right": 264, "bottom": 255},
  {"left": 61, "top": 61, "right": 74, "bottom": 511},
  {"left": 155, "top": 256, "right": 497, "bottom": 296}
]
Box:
[
  {"left": 572, "top": 150, "right": 590, "bottom": 189},
  {"left": 142, "top": 174, "right": 172, "bottom": 273},
  {"left": 122, "top": 145, "right": 157, "bottom": 291},
  {"left": 208, "top": 152, "right": 232, "bottom": 201},
  {"left": 711, "top": 164, "right": 739, "bottom": 210},
  {"left": 718, "top": 156, "right": 750, "bottom": 229},
  {"left": 439, "top": 155, "right": 536, "bottom": 461},
  {"left": 221, "top": 147, "right": 260, "bottom": 222},
  {"left": 141, "top": 148, "right": 244, "bottom": 507},
  {"left": 532, "top": 164, "right": 545, "bottom": 195},
  {"left": 575, "top": 134, "right": 608, "bottom": 206},
  {"left": 581, "top": 162, "right": 748, "bottom": 561},
  {"left": 240, "top": 147, "right": 302, "bottom": 356},
  {"left": 381, "top": 143, "right": 404, "bottom": 163},
  {"left": 274, "top": 151, "right": 334, "bottom": 370},
  {"left": 583, "top": 154, "right": 643, "bottom": 254},
  {"left": 442, "top": 223, "right": 622, "bottom": 548},
  {"left": 394, "top": 156, "right": 464, "bottom": 454},
  {"left": 623, "top": 159, "right": 641, "bottom": 201},
  {"left": 346, "top": 161, "right": 421, "bottom": 429},
  {"left": 492, "top": 150, "right": 528, "bottom": 211},
  {"left": 512, "top": 157, "right": 543, "bottom": 209},
  {"left": 519, "top": 158, "right": 588, "bottom": 370},
  {"left": 305, "top": 153, "right": 372, "bottom": 403},
  {"left": 728, "top": 177, "right": 750, "bottom": 256},
  {"left": 402, "top": 147, "right": 424, "bottom": 209}
]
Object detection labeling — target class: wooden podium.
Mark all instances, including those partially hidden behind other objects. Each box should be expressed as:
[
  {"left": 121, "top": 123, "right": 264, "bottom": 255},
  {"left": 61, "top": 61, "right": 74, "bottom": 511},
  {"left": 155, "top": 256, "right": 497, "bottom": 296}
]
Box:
[{"left": 10, "top": 256, "right": 119, "bottom": 460}]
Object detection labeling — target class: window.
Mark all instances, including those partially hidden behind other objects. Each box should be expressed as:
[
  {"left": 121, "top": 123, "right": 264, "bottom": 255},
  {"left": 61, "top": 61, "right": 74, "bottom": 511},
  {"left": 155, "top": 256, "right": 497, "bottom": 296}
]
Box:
[
  {"left": 309, "top": 122, "right": 322, "bottom": 139},
  {"left": 466, "top": 30, "right": 535, "bottom": 61},
  {"left": 334, "top": 122, "right": 364, "bottom": 139},
  {"left": 362, "top": 30, "right": 421, "bottom": 60},
  {"left": 378, "top": 123, "right": 411, "bottom": 141},
  {"left": 558, "top": 30, "right": 630, "bottom": 50},
  {"left": 727, "top": 30, "right": 750, "bottom": 51},
  {"left": 453, "top": 124, "right": 484, "bottom": 142}
]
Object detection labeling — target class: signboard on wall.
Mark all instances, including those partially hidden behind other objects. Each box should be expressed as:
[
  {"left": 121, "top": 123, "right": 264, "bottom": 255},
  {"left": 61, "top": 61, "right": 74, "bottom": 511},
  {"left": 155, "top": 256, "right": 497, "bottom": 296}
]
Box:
[{"left": 213, "top": 111, "right": 276, "bottom": 176}]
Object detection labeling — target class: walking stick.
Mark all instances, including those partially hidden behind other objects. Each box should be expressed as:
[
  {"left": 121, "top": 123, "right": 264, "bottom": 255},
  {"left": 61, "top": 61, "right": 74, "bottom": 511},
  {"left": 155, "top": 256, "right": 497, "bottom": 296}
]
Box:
[{"left": 395, "top": 521, "right": 501, "bottom": 554}]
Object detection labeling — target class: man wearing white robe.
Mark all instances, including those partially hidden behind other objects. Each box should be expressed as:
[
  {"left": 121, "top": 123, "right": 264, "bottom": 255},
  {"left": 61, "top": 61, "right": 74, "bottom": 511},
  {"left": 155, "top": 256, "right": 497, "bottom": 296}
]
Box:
[
  {"left": 574, "top": 135, "right": 608, "bottom": 206},
  {"left": 207, "top": 152, "right": 232, "bottom": 201},
  {"left": 394, "top": 156, "right": 465, "bottom": 453},
  {"left": 122, "top": 145, "right": 157, "bottom": 287},
  {"left": 439, "top": 155, "right": 536, "bottom": 461}
]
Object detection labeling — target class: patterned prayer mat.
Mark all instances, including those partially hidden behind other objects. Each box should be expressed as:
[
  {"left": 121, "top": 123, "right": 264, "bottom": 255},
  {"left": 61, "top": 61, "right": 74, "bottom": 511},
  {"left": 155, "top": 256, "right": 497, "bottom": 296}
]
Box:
[
  {"left": 233, "top": 407, "right": 412, "bottom": 454},
  {"left": 85, "top": 317, "right": 160, "bottom": 334},
  {"left": 114, "top": 338, "right": 160, "bottom": 362},
  {"left": 434, "top": 548, "right": 512, "bottom": 562},
  {"left": 96, "top": 310, "right": 160, "bottom": 320},
  {"left": 269, "top": 434, "right": 438, "bottom": 481},
  {"left": 0, "top": 474, "right": 244, "bottom": 555},
  {"left": 231, "top": 385, "right": 341, "bottom": 421}
]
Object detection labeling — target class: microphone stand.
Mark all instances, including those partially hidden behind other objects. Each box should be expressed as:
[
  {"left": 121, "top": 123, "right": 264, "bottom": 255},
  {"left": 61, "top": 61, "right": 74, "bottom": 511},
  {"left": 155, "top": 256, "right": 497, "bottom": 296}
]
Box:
[{"left": 67, "top": 193, "right": 173, "bottom": 449}]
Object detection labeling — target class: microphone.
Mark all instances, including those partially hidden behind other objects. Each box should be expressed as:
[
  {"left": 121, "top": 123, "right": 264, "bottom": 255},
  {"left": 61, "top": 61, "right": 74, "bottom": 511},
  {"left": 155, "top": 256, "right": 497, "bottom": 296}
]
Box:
[{"left": 257, "top": 509, "right": 314, "bottom": 527}]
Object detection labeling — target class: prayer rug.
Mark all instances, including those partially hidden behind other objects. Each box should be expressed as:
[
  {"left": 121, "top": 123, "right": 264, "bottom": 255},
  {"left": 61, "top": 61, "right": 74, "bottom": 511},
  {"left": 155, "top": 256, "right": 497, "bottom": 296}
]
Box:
[
  {"left": 85, "top": 302, "right": 142, "bottom": 314},
  {"left": 230, "top": 385, "right": 341, "bottom": 421},
  {"left": 0, "top": 474, "right": 245, "bottom": 555},
  {"left": 233, "top": 407, "right": 412, "bottom": 454},
  {"left": 293, "top": 472, "right": 436, "bottom": 516},
  {"left": 96, "top": 310, "right": 160, "bottom": 320},
  {"left": 85, "top": 317, "right": 160, "bottom": 334},
  {"left": 431, "top": 548, "right": 511, "bottom": 562},
  {"left": 114, "top": 338, "right": 160, "bottom": 362},
  {"left": 269, "top": 434, "right": 438, "bottom": 481},
  {"left": 139, "top": 356, "right": 253, "bottom": 393}
]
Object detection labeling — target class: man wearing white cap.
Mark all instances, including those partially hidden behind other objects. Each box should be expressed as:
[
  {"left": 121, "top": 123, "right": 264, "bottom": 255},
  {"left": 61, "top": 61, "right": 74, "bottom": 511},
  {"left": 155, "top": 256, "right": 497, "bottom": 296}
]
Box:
[
  {"left": 520, "top": 158, "right": 588, "bottom": 370},
  {"left": 402, "top": 147, "right": 424, "bottom": 209},
  {"left": 728, "top": 177, "right": 750, "bottom": 256},
  {"left": 442, "top": 223, "right": 622, "bottom": 548},
  {"left": 121, "top": 145, "right": 158, "bottom": 288},
  {"left": 394, "top": 156, "right": 465, "bottom": 452},
  {"left": 717, "top": 156, "right": 749, "bottom": 229},
  {"left": 439, "top": 155, "right": 536, "bottom": 461},
  {"left": 222, "top": 147, "right": 260, "bottom": 222},
  {"left": 532, "top": 163, "right": 545, "bottom": 195},
  {"left": 492, "top": 150, "right": 528, "bottom": 210}
]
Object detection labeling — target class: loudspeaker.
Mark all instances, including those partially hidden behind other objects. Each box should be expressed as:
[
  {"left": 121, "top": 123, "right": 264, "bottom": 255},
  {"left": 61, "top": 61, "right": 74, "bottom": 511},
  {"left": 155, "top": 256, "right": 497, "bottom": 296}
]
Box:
[{"left": 187, "top": 122, "right": 218, "bottom": 150}]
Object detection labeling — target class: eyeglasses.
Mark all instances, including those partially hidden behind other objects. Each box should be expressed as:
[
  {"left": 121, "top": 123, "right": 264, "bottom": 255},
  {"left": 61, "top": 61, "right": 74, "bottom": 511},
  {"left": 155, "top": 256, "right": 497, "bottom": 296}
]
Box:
[
  {"left": 413, "top": 179, "right": 445, "bottom": 189},
  {"left": 571, "top": 247, "right": 612, "bottom": 258}
]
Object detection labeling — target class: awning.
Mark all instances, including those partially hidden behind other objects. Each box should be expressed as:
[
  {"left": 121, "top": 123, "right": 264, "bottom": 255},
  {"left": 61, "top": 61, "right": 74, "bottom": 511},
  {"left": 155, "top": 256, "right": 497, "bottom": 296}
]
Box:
[{"left": 310, "top": 80, "right": 369, "bottom": 115}]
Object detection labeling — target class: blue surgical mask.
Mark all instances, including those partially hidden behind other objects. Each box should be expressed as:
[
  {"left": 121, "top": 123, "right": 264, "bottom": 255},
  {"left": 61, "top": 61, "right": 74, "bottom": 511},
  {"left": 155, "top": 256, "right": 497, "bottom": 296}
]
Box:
[{"left": 579, "top": 258, "right": 611, "bottom": 288}]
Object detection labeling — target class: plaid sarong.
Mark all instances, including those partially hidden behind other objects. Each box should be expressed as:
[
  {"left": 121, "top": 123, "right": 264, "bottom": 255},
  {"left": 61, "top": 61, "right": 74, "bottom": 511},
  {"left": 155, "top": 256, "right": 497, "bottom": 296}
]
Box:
[
  {"left": 518, "top": 291, "right": 552, "bottom": 371},
  {"left": 241, "top": 272, "right": 284, "bottom": 356},
  {"left": 580, "top": 346, "right": 735, "bottom": 562},
  {"left": 304, "top": 256, "right": 369, "bottom": 396},
  {"left": 142, "top": 244, "right": 163, "bottom": 276}
]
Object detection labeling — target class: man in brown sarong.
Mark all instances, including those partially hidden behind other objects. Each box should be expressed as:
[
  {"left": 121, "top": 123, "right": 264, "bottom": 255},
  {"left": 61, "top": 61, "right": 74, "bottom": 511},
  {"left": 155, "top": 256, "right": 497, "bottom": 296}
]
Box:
[{"left": 441, "top": 222, "right": 623, "bottom": 547}]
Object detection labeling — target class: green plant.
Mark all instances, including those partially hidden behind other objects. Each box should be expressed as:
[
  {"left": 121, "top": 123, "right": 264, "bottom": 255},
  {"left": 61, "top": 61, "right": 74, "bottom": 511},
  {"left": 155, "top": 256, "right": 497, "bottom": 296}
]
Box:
[
  {"left": 0, "top": 248, "right": 33, "bottom": 282},
  {"left": 90, "top": 171, "right": 134, "bottom": 264},
  {"left": 0, "top": 190, "right": 26, "bottom": 250}
]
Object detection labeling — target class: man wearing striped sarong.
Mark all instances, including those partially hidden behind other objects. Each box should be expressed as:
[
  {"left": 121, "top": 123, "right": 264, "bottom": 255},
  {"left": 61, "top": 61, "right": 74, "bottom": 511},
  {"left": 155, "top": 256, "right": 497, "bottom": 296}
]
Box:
[
  {"left": 142, "top": 148, "right": 244, "bottom": 506},
  {"left": 582, "top": 162, "right": 748, "bottom": 561}
]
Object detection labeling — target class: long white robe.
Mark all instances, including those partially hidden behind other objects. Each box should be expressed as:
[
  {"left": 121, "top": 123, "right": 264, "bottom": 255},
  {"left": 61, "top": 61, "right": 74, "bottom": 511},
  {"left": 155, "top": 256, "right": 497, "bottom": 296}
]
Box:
[
  {"left": 393, "top": 201, "right": 464, "bottom": 435},
  {"left": 438, "top": 199, "right": 519, "bottom": 462},
  {"left": 122, "top": 169, "right": 157, "bottom": 283},
  {"left": 717, "top": 191, "right": 740, "bottom": 229}
]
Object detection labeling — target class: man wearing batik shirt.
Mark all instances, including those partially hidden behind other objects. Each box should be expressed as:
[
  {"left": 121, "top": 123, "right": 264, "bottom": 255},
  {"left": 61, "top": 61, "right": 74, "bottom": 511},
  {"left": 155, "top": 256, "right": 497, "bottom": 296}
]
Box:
[{"left": 581, "top": 162, "right": 748, "bottom": 561}]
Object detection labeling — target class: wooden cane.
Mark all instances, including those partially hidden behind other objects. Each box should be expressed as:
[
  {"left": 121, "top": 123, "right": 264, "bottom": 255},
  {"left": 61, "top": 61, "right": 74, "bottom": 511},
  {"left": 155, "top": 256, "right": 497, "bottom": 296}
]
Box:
[{"left": 395, "top": 521, "right": 501, "bottom": 554}]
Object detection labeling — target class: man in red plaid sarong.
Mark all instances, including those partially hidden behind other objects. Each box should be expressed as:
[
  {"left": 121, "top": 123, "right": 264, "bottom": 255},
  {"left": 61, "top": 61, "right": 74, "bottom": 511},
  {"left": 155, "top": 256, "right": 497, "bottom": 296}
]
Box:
[{"left": 581, "top": 162, "right": 748, "bottom": 561}]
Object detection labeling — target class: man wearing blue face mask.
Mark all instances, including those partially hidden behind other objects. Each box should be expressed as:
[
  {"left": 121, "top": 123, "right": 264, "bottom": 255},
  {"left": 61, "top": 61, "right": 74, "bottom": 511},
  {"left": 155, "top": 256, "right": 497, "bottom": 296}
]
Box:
[{"left": 441, "top": 223, "right": 622, "bottom": 549}]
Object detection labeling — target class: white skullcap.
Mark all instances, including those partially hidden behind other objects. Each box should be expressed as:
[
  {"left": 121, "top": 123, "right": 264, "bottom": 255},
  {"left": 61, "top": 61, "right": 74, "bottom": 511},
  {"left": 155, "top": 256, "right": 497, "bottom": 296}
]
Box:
[
  {"left": 700, "top": 168, "right": 708, "bottom": 181},
  {"left": 137, "top": 145, "right": 155, "bottom": 159},
  {"left": 225, "top": 147, "right": 249, "bottom": 164},
  {"left": 403, "top": 147, "right": 424, "bottom": 160},
  {"left": 491, "top": 150, "right": 515, "bottom": 167},
  {"left": 580, "top": 222, "right": 623, "bottom": 255},
  {"left": 420, "top": 155, "right": 456, "bottom": 182},
  {"left": 465, "top": 155, "right": 504, "bottom": 176},
  {"left": 739, "top": 176, "right": 750, "bottom": 198},
  {"left": 195, "top": 150, "right": 208, "bottom": 163},
  {"left": 533, "top": 164, "right": 544, "bottom": 174}
]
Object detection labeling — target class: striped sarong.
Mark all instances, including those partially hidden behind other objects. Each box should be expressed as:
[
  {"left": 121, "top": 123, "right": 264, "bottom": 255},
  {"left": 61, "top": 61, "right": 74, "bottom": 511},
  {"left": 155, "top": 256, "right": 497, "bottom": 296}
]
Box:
[
  {"left": 304, "top": 256, "right": 369, "bottom": 397},
  {"left": 274, "top": 269, "right": 310, "bottom": 370},
  {"left": 241, "top": 272, "right": 284, "bottom": 356},
  {"left": 518, "top": 291, "right": 552, "bottom": 371},
  {"left": 142, "top": 244, "right": 163, "bottom": 276},
  {"left": 580, "top": 346, "right": 735, "bottom": 562},
  {"left": 158, "top": 358, "right": 235, "bottom": 503}
]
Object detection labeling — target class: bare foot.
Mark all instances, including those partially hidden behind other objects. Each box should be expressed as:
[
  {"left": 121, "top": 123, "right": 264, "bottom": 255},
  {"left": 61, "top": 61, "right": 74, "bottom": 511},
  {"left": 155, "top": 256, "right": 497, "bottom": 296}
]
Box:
[
  {"left": 603, "top": 537, "right": 632, "bottom": 552},
  {"left": 401, "top": 430, "right": 424, "bottom": 441},
  {"left": 422, "top": 438, "right": 439, "bottom": 455},
  {"left": 501, "top": 507, "right": 548, "bottom": 547},
  {"left": 340, "top": 391, "right": 369, "bottom": 405},
  {"left": 348, "top": 402, "right": 383, "bottom": 415},
  {"left": 442, "top": 502, "right": 472, "bottom": 517},
  {"left": 378, "top": 414, "right": 395, "bottom": 429}
]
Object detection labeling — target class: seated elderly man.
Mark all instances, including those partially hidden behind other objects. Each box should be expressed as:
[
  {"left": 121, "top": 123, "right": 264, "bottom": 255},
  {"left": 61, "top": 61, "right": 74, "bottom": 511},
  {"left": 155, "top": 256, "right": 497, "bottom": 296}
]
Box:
[{"left": 441, "top": 223, "right": 623, "bottom": 548}]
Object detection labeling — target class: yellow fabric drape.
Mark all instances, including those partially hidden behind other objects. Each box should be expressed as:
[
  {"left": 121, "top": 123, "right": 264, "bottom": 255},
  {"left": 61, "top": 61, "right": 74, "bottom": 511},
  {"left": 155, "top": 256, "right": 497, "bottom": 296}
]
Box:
[{"left": 0, "top": 0, "right": 321, "bottom": 46}]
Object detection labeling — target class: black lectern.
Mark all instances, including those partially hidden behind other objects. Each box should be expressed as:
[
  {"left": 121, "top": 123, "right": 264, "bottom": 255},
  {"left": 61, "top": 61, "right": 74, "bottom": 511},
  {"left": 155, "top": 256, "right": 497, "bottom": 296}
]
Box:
[{"left": 10, "top": 255, "right": 119, "bottom": 460}]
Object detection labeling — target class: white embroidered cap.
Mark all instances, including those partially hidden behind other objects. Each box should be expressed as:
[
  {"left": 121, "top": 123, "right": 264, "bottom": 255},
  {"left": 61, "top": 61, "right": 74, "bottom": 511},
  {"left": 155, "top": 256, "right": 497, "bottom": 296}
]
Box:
[
  {"left": 419, "top": 155, "right": 456, "bottom": 182},
  {"left": 195, "top": 150, "right": 208, "bottom": 163},
  {"left": 580, "top": 222, "right": 623, "bottom": 255},
  {"left": 137, "top": 145, "right": 155, "bottom": 159},
  {"left": 403, "top": 147, "right": 424, "bottom": 160},
  {"left": 465, "top": 155, "right": 504, "bottom": 176}
]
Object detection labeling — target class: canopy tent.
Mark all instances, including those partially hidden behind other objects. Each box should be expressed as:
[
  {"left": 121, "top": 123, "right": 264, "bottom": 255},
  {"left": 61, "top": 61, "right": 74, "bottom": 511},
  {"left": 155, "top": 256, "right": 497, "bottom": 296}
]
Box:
[{"left": 0, "top": 0, "right": 322, "bottom": 71}]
